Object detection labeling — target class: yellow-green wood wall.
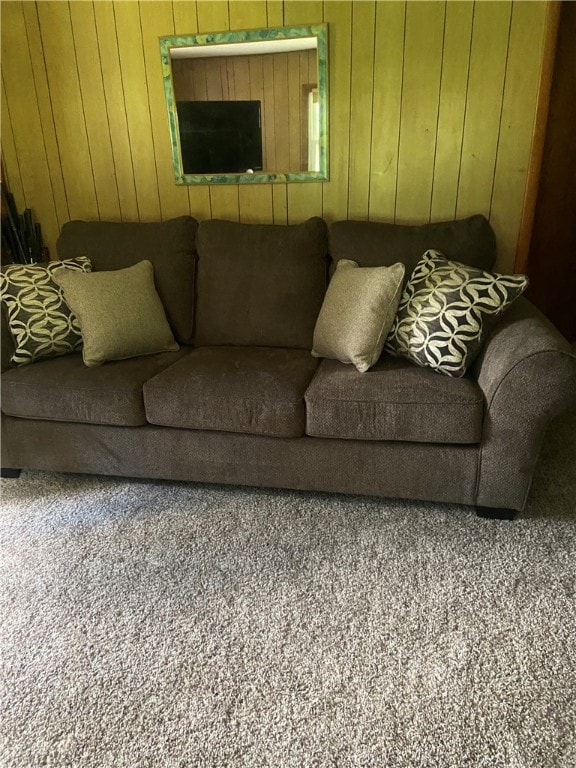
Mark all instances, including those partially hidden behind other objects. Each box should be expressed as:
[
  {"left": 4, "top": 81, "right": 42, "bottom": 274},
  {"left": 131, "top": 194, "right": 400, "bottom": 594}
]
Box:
[{"left": 1, "top": 0, "right": 549, "bottom": 272}]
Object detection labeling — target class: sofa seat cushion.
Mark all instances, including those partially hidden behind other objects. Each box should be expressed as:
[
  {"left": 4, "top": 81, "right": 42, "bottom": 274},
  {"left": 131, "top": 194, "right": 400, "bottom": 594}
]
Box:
[
  {"left": 305, "top": 357, "right": 484, "bottom": 444},
  {"left": 143, "top": 346, "right": 319, "bottom": 438},
  {"left": 0, "top": 348, "right": 190, "bottom": 426}
]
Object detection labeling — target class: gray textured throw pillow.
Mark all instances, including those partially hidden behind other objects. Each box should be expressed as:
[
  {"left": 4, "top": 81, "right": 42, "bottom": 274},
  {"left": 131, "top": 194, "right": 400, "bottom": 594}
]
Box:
[
  {"left": 385, "top": 250, "right": 528, "bottom": 377},
  {"left": 53, "top": 260, "right": 179, "bottom": 367},
  {"left": 312, "top": 259, "right": 405, "bottom": 372},
  {"left": 0, "top": 257, "right": 92, "bottom": 366}
]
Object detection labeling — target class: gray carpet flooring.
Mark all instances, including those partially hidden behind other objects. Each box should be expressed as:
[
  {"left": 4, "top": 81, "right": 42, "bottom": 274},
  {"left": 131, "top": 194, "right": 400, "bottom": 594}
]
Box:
[{"left": 1, "top": 414, "right": 575, "bottom": 767}]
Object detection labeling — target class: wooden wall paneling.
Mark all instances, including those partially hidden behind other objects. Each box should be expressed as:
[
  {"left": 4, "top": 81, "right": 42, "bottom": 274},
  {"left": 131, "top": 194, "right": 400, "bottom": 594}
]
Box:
[
  {"left": 395, "top": 0, "right": 445, "bottom": 224},
  {"left": 93, "top": 1, "right": 139, "bottom": 221},
  {"left": 368, "top": 0, "right": 405, "bottom": 223},
  {"left": 2, "top": 3, "right": 58, "bottom": 255},
  {"left": 455, "top": 1, "right": 512, "bottom": 221},
  {"left": 194, "top": 0, "right": 229, "bottom": 35},
  {"left": 490, "top": 1, "right": 548, "bottom": 273},
  {"left": 266, "top": 0, "right": 295, "bottom": 223},
  {"left": 21, "top": 2, "right": 69, "bottom": 237},
  {"left": 266, "top": 1, "right": 284, "bottom": 28},
  {"left": 113, "top": 1, "right": 160, "bottom": 221},
  {"left": 235, "top": 57, "right": 251, "bottom": 100},
  {"left": 171, "top": 0, "right": 212, "bottom": 222},
  {"left": 241, "top": 61, "right": 274, "bottom": 222},
  {"left": 284, "top": 0, "right": 323, "bottom": 223},
  {"left": 1, "top": 81, "right": 25, "bottom": 213},
  {"left": 36, "top": 2, "right": 98, "bottom": 222},
  {"left": 272, "top": 185, "right": 288, "bottom": 224},
  {"left": 195, "top": 0, "right": 239, "bottom": 222},
  {"left": 249, "top": 55, "right": 269, "bottom": 172},
  {"left": 69, "top": 1, "right": 120, "bottom": 221},
  {"left": 171, "top": 0, "right": 198, "bottom": 37},
  {"left": 220, "top": 58, "right": 231, "bottom": 99},
  {"left": 346, "top": 1, "right": 376, "bottom": 220},
  {"left": 288, "top": 52, "right": 302, "bottom": 172},
  {"left": 299, "top": 51, "right": 309, "bottom": 172},
  {"left": 227, "top": 0, "right": 268, "bottom": 32},
  {"left": 0, "top": 0, "right": 553, "bottom": 257},
  {"left": 321, "top": 0, "right": 352, "bottom": 223},
  {"left": 262, "top": 55, "right": 277, "bottom": 173},
  {"left": 205, "top": 59, "right": 224, "bottom": 100},
  {"left": 272, "top": 54, "right": 291, "bottom": 172},
  {"left": 224, "top": 61, "right": 233, "bottom": 104},
  {"left": 1, "top": 2, "right": 63, "bottom": 254},
  {"left": 229, "top": 1, "right": 273, "bottom": 224},
  {"left": 192, "top": 60, "right": 208, "bottom": 100},
  {"left": 429, "top": 1, "right": 473, "bottom": 222},
  {"left": 139, "top": 0, "right": 190, "bottom": 222}
]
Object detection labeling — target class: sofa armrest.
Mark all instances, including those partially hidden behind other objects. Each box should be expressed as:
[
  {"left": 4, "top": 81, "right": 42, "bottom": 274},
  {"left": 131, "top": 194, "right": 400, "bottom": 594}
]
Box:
[{"left": 471, "top": 297, "right": 576, "bottom": 511}]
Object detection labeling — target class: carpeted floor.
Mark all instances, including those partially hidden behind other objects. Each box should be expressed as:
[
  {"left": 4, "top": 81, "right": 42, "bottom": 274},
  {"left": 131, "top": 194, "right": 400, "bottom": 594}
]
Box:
[{"left": 1, "top": 413, "right": 575, "bottom": 767}]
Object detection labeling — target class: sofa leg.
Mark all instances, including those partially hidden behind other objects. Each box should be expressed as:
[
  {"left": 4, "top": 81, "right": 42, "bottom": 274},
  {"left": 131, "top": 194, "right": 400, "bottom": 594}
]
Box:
[
  {"left": 1, "top": 468, "right": 21, "bottom": 478},
  {"left": 476, "top": 506, "right": 518, "bottom": 521}
]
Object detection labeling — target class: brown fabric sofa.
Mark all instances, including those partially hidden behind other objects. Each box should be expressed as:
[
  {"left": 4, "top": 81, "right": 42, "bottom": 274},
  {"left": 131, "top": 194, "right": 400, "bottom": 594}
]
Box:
[{"left": 2, "top": 214, "right": 575, "bottom": 520}]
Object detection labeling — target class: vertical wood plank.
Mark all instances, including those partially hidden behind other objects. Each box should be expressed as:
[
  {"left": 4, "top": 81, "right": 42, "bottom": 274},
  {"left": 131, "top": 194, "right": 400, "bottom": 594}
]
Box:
[
  {"left": 36, "top": 1, "right": 99, "bottom": 221},
  {"left": 395, "top": 0, "right": 445, "bottom": 224},
  {"left": 368, "top": 0, "right": 405, "bottom": 222},
  {"left": 321, "top": 0, "right": 352, "bottom": 223},
  {"left": 230, "top": 0, "right": 273, "bottom": 223},
  {"left": 347, "top": 0, "right": 376, "bottom": 220},
  {"left": 272, "top": 54, "right": 291, "bottom": 171},
  {"left": 288, "top": 53, "right": 301, "bottom": 171},
  {"left": 268, "top": 0, "right": 286, "bottom": 221},
  {"left": 139, "top": 0, "right": 191, "bottom": 222},
  {"left": 113, "top": 1, "right": 160, "bottom": 221},
  {"left": 195, "top": 0, "right": 239, "bottom": 221},
  {"left": 456, "top": 1, "right": 512, "bottom": 220},
  {"left": 284, "top": 0, "right": 324, "bottom": 223},
  {"left": 1, "top": 82, "right": 25, "bottom": 211},
  {"left": 1, "top": 2, "right": 63, "bottom": 254},
  {"left": 69, "top": 1, "right": 121, "bottom": 221},
  {"left": 266, "top": 1, "right": 284, "bottom": 27},
  {"left": 227, "top": 0, "right": 268, "bottom": 31},
  {"left": 93, "top": 1, "right": 139, "bottom": 220},
  {"left": 171, "top": 0, "right": 198, "bottom": 36},
  {"left": 429, "top": 0, "right": 473, "bottom": 222},
  {"left": 249, "top": 56, "right": 268, "bottom": 169},
  {"left": 21, "top": 1, "right": 69, "bottom": 233},
  {"left": 205, "top": 59, "right": 224, "bottom": 99},
  {"left": 172, "top": 0, "right": 212, "bottom": 221},
  {"left": 490, "top": 1, "right": 548, "bottom": 272}
]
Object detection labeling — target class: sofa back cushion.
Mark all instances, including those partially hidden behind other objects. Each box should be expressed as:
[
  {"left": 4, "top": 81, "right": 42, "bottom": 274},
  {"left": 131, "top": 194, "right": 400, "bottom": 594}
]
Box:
[
  {"left": 328, "top": 214, "right": 496, "bottom": 275},
  {"left": 56, "top": 216, "right": 198, "bottom": 344},
  {"left": 194, "top": 217, "right": 328, "bottom": 349}
]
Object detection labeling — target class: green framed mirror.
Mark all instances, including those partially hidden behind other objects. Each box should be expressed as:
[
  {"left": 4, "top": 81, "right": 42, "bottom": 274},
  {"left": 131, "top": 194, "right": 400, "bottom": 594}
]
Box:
[{"left": 159, "top": 24, "right": 328, "bottom": 185}]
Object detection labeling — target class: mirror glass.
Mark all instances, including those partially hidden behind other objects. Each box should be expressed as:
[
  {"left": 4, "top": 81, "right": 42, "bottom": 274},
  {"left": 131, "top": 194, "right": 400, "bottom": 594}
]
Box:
[{"left": 159, "top": 24, "right": 328, "bottom": 185}]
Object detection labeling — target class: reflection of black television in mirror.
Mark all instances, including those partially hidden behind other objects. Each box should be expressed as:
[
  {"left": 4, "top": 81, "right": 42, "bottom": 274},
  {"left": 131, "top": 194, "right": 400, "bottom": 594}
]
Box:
[{"left": 176, "top": 100, "right": 263, "bottom": 174}]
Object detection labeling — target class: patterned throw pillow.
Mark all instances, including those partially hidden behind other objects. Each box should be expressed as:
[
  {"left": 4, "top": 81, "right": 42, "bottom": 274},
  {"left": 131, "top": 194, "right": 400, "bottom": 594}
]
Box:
[
  {"left": 385, "top": 250, "right": 528, "bottom": 377},
  {"left": 0, "top": 257, "right": 92, "bottom": 366}
]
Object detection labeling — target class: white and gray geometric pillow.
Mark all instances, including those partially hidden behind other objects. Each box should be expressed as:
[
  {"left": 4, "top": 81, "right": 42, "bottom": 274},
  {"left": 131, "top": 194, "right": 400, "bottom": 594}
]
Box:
[
  {"left": 0, "top": 257, "right": 92, "bottom": 366},
  {"left": 385, "top": 250, "right": 528, "bottom": 377}
]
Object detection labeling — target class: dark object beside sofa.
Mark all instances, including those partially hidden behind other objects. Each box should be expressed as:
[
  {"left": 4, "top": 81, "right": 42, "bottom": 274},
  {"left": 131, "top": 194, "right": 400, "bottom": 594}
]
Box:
[{"left": 2, "top": 214, "right": 575, "bottom": 520}]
